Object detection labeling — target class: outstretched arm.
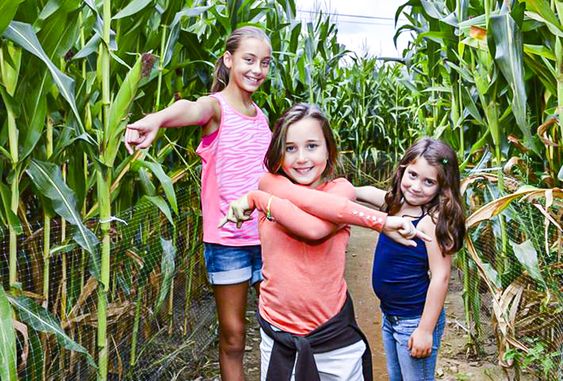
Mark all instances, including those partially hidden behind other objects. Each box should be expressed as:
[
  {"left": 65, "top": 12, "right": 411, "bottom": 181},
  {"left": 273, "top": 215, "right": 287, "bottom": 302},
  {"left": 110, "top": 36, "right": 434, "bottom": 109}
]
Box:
[
  {"left": 407, "top": 217, "right": 451, "bottom": 358},
  {"left": 259, "top": 174, "right": 386, "bottom": 229},
  {"left": 125, "top": 96, "right": 219, "bottom": 153},
  {"left": 259, "top": 174, "right": 430, "bottom": 245},
  {"left": 218, "top": 191, "right": 343, "bottom": 241},
  {"left": 355, "top": 185, "right": 386, "bottom": 209}
]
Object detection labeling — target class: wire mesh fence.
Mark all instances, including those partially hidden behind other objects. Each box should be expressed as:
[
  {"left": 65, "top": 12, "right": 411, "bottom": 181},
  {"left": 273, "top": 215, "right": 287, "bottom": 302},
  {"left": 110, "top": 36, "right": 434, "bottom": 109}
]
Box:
[
  {"left": 2, "top": 164, "right": 562, "bottom": 380},
  {"left": 1, "top": 182, "right": 219, "bottom": 380},
  {"left": 461, "top": 174, "right": 563, "bottom": 380}
]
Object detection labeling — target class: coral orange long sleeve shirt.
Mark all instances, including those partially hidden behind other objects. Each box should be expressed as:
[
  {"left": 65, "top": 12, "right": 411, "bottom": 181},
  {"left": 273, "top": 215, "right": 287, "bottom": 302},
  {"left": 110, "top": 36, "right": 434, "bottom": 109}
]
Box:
[{"left": 246, "top": 173, "right": 387, "bottom": 335}]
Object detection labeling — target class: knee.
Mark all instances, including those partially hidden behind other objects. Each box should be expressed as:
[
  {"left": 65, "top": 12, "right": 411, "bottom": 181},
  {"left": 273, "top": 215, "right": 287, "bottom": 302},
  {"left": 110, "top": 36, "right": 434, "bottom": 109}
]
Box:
[{"left": 219, "top": 323, "right": 246, "bottom": 354}]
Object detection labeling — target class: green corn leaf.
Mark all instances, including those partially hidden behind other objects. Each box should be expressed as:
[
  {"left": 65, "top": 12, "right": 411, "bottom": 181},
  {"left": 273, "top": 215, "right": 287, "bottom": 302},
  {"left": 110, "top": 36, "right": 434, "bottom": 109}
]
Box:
[
  {"left": 37, "top": 2, "right": 81, "bottom": 58},
  {"left": 510, "top": 240, "right": 546, "bottom": 287},
  {"left": 525, "top": 11, "right": 563, "bottom": 37},
  {"left": 523, "top": 54, "right": 557, "bottom": 95},
  {"left": 421, "top": 0, "right": 449, "bottom": 19},
  {"left": 0, "top": 182, "right": 22, "bottom": 235},
  {"left": 2, "top": 21, "right": 90, "bottom": 138},
  {"left": 104, "top": 54, "right": 153, "bottom": 168},
  {"left": 490, "top": 11, "right": 530, "bottom": 141},
  {"left": 26, "top": 160, "right": 99, "bottom": 254},
  {"left": 73, "top": 33, "right": 100, "bottom": 60},
  {"left": 481, "top": 262, "right": 502, "bottom": 290},
  {"left": 113, "top": 0, "right": 153, "bottom": 19},
  {"left": 0, "top": 145, "right": 11, "bottom": 161},
  {"left": 10, "top": 296, "right": 97, "bottom": 370},
  {"left": 38, "top": 0, "right": 62, "bottom": 20},
  {"left": 163, "top": 6, "right": 212, "bottom": 67},
  {"left": 143, "top": 195, "right": 174, "bottom": 225},
  {"left": 21, "top": 328, "right": 43, "bottom": 381},
  {"left": 154, "top": 237, "right": 176, "bottom": 312},
  {"left": 523, "top": 44, "right": 557, "bottom": 61},
  {"left": 461, "top": 86, "right": 484, "bottom": 125},
  {"left": 0, "top": 85, "right": 20, "bottom": 120},
  {"left": 289, "top": 20, "right": 301, "bottom": 53},
  {"left": 523, "top": 0, "right": 563, "bottom": 30},
  {"left": 0, "top": 0, "right": 23, "bottom": 36},
  {"left": 0, "top": 286, "right": 17, "bottom": 381},
  {"left": 138, "top": 159, "right": 178, "bottom": 215},
  {"left": 20, "top": 74, "right": 48, "bottom": 161}
]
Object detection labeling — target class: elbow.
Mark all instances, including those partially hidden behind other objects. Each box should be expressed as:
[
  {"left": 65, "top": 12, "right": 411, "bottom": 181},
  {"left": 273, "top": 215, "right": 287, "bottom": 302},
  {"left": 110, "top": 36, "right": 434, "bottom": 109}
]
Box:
[
  {"left": 301, "top": 227, "right": 333, "bottom": 242},
  {"left": 430, "top": 272, "right": 450, "bottom": 287}
]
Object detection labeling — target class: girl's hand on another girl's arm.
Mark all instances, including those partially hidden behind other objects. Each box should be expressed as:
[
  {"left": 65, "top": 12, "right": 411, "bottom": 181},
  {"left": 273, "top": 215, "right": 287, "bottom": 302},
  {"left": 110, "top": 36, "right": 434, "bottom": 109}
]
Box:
[
  {"left": 218, "top": 194, "right": 254, "bottom": 229},
  {"left": 382, "top": 216, "right": 432, "bottom": 247}
]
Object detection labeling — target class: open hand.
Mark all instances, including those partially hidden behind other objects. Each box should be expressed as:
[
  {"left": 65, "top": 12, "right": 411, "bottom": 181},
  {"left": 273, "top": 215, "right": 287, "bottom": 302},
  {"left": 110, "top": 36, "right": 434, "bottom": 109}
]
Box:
[
  {"left": 383, "top": 216, "right": 432, "bottom": 247},
  {"left": 218, "top": 194, "right": 254, "bottom": 229}
]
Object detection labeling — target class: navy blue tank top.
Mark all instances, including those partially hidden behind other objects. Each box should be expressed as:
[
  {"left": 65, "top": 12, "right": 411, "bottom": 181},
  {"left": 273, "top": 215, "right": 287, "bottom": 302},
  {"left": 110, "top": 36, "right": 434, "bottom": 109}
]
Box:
[{"left": 372, "top": 216, "right": 429, "bottom": 317}]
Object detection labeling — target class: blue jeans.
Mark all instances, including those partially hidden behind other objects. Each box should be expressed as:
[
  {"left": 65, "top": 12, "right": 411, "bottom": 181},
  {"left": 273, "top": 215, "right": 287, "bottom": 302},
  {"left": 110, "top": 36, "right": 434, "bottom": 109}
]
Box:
[
  {"left": 381, "top": 309, "right": 446, "bottom": 381},
  {"left": 203, "top": 243, "right": 262, "bottom": 285}
]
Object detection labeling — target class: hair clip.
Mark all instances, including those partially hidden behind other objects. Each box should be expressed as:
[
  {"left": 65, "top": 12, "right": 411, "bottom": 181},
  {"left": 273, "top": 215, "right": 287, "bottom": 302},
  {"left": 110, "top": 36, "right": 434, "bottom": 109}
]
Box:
[{"left": 441, "top": 158, "right": 448, "bottom": 165}]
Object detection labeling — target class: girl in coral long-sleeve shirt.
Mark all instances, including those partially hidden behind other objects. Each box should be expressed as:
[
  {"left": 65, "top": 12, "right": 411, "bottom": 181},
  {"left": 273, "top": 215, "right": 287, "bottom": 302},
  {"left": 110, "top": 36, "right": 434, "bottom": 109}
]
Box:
[{"left": 220, "top": 104, "right": 429, "bottom": 381}]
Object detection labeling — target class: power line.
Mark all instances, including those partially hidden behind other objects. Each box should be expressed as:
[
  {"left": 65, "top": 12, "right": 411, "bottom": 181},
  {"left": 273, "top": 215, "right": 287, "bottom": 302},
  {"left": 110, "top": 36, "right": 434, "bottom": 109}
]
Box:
[
  {"left": 329, "top": 20, "right": 397, "bottom": 27},
  {"left": 297, "top": 9, "right": 406, "bottom": 22}
]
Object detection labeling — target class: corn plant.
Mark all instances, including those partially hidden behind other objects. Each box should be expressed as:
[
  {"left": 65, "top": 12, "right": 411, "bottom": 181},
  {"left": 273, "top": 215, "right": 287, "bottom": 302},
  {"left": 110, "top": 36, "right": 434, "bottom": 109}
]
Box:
[{"left": 397, "top": 0, "right": 562, "bottom": 374}]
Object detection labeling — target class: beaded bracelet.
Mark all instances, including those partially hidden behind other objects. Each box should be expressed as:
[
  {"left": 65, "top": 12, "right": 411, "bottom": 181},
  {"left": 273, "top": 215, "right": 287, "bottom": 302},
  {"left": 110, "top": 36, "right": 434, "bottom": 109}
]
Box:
[{"left": 266, "top": 195, "right": 274, "bottom": 221}]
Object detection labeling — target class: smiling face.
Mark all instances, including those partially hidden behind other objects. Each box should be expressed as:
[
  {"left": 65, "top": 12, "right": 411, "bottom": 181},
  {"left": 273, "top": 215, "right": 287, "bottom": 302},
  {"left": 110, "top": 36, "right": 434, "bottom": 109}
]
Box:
[
  {"left": 400, "top": 156, "right": 440, "bottom": 206},
  {"left": 223, "top": 37, "right": 271, "bottom": 94},
  {"left": 281, "top": 118, "right": 329, "bottom": 189}
]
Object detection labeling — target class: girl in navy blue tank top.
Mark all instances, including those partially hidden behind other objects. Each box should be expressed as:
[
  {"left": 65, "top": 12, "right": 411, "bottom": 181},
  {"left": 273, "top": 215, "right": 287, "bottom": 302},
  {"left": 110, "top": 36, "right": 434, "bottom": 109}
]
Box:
[{"left": 355, "top": 138, "right": 465, "bottom": 381}]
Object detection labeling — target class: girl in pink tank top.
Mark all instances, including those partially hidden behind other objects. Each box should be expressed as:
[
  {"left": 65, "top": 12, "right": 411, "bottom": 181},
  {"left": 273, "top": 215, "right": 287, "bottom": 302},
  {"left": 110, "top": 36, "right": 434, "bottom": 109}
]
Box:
[{"left": 125, "top": 26, "right": 272, "bottom": 381}]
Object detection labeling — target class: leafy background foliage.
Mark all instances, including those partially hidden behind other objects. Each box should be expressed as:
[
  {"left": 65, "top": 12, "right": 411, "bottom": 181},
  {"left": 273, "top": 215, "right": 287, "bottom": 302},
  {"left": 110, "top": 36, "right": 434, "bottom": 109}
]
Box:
[{"left": 0, "top": 0, "right": 561, "bottom": 380}]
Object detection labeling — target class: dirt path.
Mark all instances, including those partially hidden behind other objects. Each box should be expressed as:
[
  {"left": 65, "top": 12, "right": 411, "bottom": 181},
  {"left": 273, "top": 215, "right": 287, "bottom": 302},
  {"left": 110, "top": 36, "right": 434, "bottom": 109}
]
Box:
[
  {"left": 345, "top": 226, "right": 526, "bottom": 381},
  {"left": 345, "top": 226, "right": 388, "bottom": 378},
  {"left": 227, "top": 226, "right": 527, "bottom": 380}
]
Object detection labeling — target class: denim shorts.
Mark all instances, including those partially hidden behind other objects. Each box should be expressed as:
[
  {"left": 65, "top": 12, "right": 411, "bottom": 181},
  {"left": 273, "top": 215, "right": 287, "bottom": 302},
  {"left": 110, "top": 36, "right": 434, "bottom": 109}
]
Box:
[
  {"left": 203, "top": 243, "right": 263, "bottom": 285},
  {"left": 381, "top": 309, "right": 446, "bottom": 381}
]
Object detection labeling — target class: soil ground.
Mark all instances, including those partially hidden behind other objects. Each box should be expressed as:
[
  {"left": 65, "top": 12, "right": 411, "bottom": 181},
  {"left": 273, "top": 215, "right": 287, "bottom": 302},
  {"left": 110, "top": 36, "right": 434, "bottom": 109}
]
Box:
[{"left": 194, "top": 226, "right": 533, "bottom": 380}]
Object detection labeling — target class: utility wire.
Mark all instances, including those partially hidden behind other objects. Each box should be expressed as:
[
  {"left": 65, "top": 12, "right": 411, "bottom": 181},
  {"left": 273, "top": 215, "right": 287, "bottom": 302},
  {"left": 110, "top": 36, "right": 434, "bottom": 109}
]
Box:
[
  {"left": 297, "top": 9, "right": 407, "bottom": 23},
  {"left": 327, "top": 20, "right": 398, "bottom": 26}
]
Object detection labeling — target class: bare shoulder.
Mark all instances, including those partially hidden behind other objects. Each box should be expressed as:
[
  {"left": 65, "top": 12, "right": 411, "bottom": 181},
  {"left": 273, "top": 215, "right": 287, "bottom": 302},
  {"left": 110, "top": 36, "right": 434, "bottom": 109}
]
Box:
[
  {"left": 418, "top": 213, "right": 437, "bottom": 236},
  {"left": 198, "top": 95, "right": 221, "bottom": 135},
  {"left": 197, "top": 95, "right": 221, "bottom": 116}
]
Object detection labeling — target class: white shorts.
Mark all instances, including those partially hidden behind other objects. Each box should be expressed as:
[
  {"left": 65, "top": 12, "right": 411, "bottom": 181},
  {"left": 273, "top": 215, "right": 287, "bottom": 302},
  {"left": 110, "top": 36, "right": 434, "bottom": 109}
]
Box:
[{"left": 260, "top": 328, "right": 367, "bottom": 381}]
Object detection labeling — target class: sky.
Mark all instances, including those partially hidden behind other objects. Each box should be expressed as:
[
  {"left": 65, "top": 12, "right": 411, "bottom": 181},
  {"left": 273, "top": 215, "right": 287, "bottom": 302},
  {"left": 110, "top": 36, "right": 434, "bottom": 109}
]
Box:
[{"left": 295, "top": 0, "right": 410, "bottom": 58}]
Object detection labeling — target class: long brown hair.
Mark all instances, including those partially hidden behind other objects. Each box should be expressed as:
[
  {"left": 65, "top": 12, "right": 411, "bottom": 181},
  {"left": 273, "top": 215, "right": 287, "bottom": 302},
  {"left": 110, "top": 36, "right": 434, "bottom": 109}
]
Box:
[
  {"left": 264, "top": 103, "right": 338, "bottom": 183},
  {"left": 385, "top": 138, "right": 465, "bottom": 255},
  {"left": 210, "top": 26, "right": 271, "bottom": 93}
]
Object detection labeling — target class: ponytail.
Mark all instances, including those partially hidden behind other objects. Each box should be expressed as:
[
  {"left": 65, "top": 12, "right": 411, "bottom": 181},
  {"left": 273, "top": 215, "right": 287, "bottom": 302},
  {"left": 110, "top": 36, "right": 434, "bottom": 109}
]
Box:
[{"left": 211, "top": 56, "right": 229, "bottom": 93}]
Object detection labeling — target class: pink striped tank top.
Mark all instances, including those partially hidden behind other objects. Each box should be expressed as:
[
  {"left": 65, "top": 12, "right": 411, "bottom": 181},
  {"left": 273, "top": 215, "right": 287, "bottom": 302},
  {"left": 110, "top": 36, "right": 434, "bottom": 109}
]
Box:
[{"left": 196, "top": 92, "right": 272, "bottom": 246}]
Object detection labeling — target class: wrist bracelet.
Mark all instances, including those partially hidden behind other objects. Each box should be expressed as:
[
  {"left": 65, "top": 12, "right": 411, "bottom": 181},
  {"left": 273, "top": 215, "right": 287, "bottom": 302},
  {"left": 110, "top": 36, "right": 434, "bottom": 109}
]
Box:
[{"left": 266, "top": 195, "right": 274, "bottom": 221}]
